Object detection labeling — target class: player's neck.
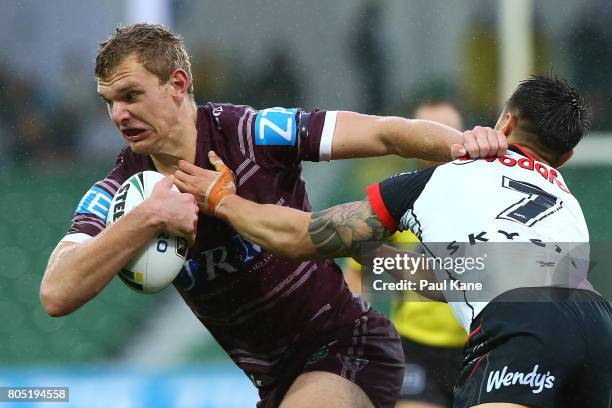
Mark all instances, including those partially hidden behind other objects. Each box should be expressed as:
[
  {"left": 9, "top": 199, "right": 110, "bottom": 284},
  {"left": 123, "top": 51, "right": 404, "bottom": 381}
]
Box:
[
  {"left": 152, "top": 102, "right": 198, "bottom": 175},
  {"left": 507, "top": 138, "right": 553, "bottom": 167}
]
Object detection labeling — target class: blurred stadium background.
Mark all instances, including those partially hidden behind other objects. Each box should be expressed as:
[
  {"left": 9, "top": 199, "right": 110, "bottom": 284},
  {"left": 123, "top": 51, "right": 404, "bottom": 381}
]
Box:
[{"left": 1, "top": 0, "right": 611, "bottom": 407}]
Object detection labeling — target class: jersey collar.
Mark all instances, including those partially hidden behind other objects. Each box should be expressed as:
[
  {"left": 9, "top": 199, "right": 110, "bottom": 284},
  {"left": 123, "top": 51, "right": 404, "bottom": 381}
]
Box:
[
  {"left": 508, "top": 144, "right": 538, "bottom": 161},
  {"left": 508, "top": 144, "right": 573, "bottom": 169}
]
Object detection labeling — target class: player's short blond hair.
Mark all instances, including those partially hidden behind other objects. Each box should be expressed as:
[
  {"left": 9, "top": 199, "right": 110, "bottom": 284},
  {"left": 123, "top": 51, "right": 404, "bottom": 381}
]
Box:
[{"left": 95, "top": 23, "right": 193, "bottom": 94}]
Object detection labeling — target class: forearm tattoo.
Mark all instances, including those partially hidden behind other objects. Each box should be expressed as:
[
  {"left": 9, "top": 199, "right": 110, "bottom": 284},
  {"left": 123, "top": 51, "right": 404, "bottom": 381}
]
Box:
[{"left": 308, "top": 199, "right": 392, "bottom": 258}]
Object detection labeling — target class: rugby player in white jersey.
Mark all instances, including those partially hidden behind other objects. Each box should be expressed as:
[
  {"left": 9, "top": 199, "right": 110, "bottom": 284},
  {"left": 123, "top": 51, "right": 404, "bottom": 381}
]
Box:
[{"left": 187, "top": 75, "right": 612, "bottom": 408}]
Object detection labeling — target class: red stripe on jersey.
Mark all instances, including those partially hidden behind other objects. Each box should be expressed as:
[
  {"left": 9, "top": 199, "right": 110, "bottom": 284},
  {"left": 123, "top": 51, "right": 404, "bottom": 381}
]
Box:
[
  {"left": 466, "top": 353, "right": 489, "bottom": 384},
  {"left": 366, "top": 184, "right": 397, "bottom": 233},
  {"left": 466, "top": 324, "right": 481, "bottom": 346},
  {"left": 512, "top": 144, "right": 539, "bottom": 162}
]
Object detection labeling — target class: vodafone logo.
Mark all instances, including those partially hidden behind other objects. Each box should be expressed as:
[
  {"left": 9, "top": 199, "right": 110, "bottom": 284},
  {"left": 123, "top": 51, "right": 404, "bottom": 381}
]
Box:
[{"left": 485, "top": 156, "right": 569, "bottom": 193}]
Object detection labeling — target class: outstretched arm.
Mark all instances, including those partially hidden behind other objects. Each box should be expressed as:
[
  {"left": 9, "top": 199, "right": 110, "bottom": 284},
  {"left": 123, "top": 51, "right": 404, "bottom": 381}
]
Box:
[
  {"left": 215, "top": 196, "right": 391, "bottom": 260},
  {"left": 215, "top": 195, "right": 444, "bottom": 300},
  {"left": 174, "top": 154, "right": 390, "bottom": 258},
  {"left": 331, "top": 112, "right": 507, "bottom": 161},
  {"left": 176, "top": 153, "right": 444, "bottom": 300}
]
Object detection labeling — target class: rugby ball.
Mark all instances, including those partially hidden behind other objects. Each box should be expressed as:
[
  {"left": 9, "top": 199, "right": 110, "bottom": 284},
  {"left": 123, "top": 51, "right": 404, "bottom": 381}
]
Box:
[{"left": 106, "top": 171, "right": 187, "bottom": 294}]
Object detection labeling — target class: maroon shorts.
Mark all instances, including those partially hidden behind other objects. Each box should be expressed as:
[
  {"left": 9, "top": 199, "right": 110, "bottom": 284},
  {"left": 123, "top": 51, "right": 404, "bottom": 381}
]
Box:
[{"left": 257, "top": 309, "right": 405, "bottom": 408}]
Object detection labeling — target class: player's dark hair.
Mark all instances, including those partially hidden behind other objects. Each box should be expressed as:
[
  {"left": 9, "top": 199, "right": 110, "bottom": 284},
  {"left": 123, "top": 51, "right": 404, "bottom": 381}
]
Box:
[
  {"left": 95, "top": 23, "right": 193, "bottom": 94},
  {"left": 506, "top": 75, "right": 591, "bottom": 156}
]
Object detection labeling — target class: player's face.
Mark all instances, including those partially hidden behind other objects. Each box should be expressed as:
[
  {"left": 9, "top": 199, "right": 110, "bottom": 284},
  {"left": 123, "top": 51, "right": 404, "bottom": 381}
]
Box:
[{"left": 97, "top": 54, "right": 181, "bottom": 155}]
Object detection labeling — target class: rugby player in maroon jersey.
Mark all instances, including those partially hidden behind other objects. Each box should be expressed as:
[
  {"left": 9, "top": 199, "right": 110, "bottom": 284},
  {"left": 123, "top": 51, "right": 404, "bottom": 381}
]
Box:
[{"left": 40, "top": 24, "right": 505, "bottom": 408}]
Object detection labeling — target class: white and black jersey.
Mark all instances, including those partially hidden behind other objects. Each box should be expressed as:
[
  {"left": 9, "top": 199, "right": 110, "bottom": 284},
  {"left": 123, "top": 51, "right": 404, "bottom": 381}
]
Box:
[
  {"left": 366, "top": 145, "right": 592, "bottom": 332},
  {"left": 367, "top": 145, "right": 612, "bottom": 407}
]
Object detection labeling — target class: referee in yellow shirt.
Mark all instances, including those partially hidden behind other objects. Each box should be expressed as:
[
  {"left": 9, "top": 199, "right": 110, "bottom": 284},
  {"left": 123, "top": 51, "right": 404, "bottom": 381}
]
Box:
[{"left": 345, "top": 99, "right": 467, "bottom": 408}]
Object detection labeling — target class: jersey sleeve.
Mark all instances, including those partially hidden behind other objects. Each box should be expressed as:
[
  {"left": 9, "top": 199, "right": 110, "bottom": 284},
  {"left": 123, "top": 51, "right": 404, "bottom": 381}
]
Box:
[
  {"left": 366, "top": 166, "right": 437, "bottom": 233},
  {"left": 62, "top": 152, "right": 130, "bottom": 244},
  {"left": 212, "top": 103, "right": 337, "bottom": 169}
]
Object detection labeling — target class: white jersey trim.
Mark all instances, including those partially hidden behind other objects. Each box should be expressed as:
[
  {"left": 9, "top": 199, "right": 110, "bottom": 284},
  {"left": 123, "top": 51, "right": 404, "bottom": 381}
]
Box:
[
  {"left": 319, "top": 111, "right": 337, "bottom": 162},
  {"left": 61, "top": 233, "right": 93, "bottom": 244}
]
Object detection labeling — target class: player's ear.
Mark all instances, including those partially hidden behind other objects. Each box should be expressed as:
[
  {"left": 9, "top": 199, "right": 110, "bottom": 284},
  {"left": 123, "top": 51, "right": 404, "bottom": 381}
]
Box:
[
  {"left": 500, "top": 112, "right": 517, "bottom": 136},
  {"left": 169, "top": 68, "right": 190, "bottom": 101}
]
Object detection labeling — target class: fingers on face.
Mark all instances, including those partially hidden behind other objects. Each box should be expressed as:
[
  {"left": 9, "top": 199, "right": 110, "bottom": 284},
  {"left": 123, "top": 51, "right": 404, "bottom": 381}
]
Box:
[
  {"left": 178, "top": 160, "right": 192, "bottom": 173},
  {"left": 178, "top": 160, "right": 209, "bottom": 176},
  {"left": 174, "top": 169, "right": 196, "bottom": 184},
  {"left": 173, "top": 173, "right": 192, "bottom": 194}
]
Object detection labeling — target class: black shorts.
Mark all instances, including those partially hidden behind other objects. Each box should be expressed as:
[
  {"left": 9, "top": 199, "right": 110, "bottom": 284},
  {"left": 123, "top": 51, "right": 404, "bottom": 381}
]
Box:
[
  {"left": 399, "top": 336, "right": 463, "bottom": 406},
  {"left": 258, "top": 309, "right": 405, "bottom": 408},
  {"left": 453, "top": 287, "right": 612, "bottom": 408}
]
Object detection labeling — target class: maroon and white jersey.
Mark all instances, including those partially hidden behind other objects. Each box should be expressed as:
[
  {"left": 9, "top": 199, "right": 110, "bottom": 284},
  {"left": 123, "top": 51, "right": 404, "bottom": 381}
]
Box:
[{"left": 63, "top": 104, "right": 369, "bottom": 387}]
